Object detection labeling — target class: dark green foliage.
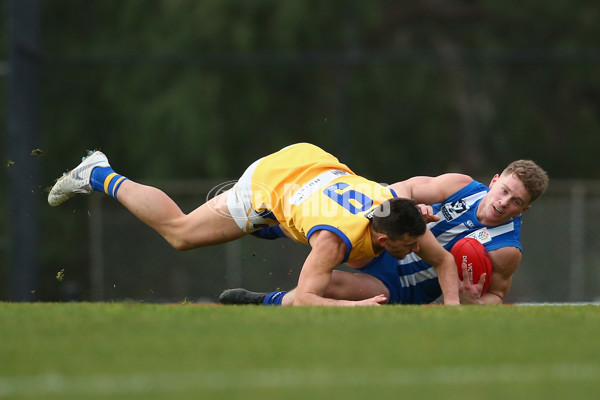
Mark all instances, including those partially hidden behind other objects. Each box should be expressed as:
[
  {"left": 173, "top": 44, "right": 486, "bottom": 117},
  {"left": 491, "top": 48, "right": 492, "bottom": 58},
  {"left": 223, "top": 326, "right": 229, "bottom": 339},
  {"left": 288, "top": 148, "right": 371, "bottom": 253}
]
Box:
[{"left": 34, "top": 0, "right": 600, "bottom": 182}]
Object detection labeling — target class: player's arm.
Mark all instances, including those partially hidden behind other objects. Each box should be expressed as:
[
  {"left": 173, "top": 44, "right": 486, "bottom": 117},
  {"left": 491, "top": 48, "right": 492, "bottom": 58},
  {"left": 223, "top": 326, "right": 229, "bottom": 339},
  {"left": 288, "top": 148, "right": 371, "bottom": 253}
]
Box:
[
  {"left": 414, "top": 229, "right": 460, "bottom": 305},
  {"left": 388, "top": 174, "right": 473, "bottom": 204},
  {"left": 481, "top": 247, "right": 522, "bottom": 304},
  {"left": 294, "top": 230, "right": 387, "bottom": 306}
]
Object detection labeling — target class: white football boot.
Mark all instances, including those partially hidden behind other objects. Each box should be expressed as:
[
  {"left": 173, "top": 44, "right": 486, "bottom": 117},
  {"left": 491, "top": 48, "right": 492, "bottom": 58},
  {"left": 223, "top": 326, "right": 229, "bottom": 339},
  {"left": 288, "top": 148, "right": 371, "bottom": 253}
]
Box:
[{"left": 48, "top": 151, "right": 110, "bottom": 206}]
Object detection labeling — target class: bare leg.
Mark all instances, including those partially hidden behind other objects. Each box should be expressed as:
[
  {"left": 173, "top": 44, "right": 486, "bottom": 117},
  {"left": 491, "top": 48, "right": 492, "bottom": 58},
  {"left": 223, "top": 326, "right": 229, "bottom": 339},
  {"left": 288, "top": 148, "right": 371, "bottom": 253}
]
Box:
[
  {"left": 116, "top": 180, "right": 245, "bottom": 250},
  {"left": 281, "top": 270, "right": 390, "bottom": 305}
]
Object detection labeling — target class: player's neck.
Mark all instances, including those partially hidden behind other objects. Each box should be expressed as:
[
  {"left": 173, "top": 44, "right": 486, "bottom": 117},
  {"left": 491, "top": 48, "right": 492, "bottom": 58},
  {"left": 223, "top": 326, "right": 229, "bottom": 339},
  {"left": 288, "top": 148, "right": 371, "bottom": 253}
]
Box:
[{"left": 369, "top": 225, "right": 384, "bottom": 255}]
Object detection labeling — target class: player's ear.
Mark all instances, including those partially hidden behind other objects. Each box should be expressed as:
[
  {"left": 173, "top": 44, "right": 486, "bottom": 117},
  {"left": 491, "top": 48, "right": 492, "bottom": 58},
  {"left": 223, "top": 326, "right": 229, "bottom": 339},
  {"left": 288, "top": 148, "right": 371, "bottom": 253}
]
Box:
[
  {"left": 377, "top": 234, "right": 389, "bottom": 246},
  {"left": 489, "top": 174, "right": 500, "bottom": 188}
]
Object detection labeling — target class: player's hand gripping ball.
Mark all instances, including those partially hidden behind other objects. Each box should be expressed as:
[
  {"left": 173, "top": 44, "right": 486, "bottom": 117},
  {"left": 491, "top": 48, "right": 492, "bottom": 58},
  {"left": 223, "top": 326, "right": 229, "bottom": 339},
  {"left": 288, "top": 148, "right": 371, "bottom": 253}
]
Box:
[{"left": 450, "top": 238, "right": 492, "bottom": 294}]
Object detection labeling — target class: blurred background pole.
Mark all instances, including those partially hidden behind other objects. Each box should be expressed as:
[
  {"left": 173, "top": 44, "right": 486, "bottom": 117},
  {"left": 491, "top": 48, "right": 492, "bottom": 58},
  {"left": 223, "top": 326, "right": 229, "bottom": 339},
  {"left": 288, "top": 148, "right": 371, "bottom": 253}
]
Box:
[
  {"left": 334, "top": 0, "right": 358, "bottom": 160},
  {"left": 5, "top": 0, "right": 41, "bottom": 301},
  {"left": 569, "top": 183, "right": 585, "bottom": 301}
]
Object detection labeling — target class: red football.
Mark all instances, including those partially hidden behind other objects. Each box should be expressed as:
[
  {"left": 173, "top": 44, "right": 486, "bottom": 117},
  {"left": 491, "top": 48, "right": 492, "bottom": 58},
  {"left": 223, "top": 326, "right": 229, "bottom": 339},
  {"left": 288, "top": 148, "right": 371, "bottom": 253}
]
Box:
[{"left": 450, "top": 238, "right": 493, "bottom": 294}]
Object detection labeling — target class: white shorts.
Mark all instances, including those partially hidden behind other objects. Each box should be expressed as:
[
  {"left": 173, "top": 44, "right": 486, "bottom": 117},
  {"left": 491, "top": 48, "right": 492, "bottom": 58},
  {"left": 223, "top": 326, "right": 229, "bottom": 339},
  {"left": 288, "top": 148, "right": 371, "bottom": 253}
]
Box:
[{"left": 226, "top": 158, "right": 278, "bottom": 233}]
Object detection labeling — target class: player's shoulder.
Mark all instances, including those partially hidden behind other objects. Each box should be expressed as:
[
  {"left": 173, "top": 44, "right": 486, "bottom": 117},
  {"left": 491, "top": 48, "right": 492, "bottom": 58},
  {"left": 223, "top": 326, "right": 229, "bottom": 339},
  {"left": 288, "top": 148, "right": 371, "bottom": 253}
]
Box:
[
  {"left": 435, "top": 173, "right": 474, "bottom": 187},
  {"left": 487, "top": 246, "right": 522, "bottom": 276},
  {"left": 488, "top": 245, "right": 522, "bottom": 258},
  {"left": 433, "top": 173, "right": 475, "bottom": 198}
]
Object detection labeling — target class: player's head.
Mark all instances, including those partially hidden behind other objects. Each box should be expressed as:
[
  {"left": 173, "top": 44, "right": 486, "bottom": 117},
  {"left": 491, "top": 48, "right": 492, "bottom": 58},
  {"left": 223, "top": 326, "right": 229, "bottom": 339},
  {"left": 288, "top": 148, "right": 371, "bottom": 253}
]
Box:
[
  {"left": 500, "top": 160, "right": 549, "bottom": 204},
  {"left": 372, "top": 198, "right": 426, "bottom": 239},
  {"left": 371, "top": 198, "right": 427, "bottom": 259},
  {"left": 482, "top": 160, "right": 548, "bottom": 225}
]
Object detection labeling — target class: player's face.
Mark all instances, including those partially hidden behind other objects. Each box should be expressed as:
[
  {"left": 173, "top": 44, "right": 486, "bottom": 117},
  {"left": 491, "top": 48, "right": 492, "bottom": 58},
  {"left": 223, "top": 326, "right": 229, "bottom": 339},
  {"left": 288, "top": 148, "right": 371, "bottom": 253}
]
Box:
[
  {"left": 479, "top": 173, "right": 531, "bottom": 225},
  {"left": 382, "top": 233, "right": 421, "bottom": 260}
]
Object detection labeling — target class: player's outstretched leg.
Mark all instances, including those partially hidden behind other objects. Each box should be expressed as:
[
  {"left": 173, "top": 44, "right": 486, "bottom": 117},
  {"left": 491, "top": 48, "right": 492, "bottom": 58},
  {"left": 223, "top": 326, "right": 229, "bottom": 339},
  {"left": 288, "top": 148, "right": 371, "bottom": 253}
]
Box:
[{"left": 48, "top": 150, "right": 246, "bottom": 250}]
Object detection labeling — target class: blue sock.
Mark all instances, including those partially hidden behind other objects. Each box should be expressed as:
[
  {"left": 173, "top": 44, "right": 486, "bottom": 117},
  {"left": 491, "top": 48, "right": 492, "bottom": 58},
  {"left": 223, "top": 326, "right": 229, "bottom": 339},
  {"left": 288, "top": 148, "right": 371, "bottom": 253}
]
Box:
[
  {"left": 250, "top": 225, "right": 287, "bottom": 240},
  {"left": 90, "top": 166, "right": 129, "bottom": 200},
  {"left": 263, "top": 291, "right": 287, "bottom": 306}
]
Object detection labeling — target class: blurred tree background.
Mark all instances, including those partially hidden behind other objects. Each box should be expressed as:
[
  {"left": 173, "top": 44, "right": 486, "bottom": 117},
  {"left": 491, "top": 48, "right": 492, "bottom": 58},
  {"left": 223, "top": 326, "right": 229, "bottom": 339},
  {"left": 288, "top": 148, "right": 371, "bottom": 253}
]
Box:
[{"left": 2, "top": 0, "right": 599, "bottom": 301}]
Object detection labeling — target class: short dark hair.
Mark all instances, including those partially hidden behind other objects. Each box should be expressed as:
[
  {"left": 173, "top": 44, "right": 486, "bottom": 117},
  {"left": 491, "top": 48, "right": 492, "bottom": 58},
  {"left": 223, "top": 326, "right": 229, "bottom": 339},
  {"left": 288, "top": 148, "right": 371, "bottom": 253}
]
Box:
[{"left": 371, "top": 198, "right": 426, "bottom": 239}]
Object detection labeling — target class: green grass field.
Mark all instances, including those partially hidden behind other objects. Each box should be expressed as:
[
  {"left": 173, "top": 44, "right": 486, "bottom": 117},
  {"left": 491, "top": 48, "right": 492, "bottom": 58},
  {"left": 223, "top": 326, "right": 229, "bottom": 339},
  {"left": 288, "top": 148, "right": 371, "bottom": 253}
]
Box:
[{"left": 1, "top": 303, "right": 599, "bottom": 400}]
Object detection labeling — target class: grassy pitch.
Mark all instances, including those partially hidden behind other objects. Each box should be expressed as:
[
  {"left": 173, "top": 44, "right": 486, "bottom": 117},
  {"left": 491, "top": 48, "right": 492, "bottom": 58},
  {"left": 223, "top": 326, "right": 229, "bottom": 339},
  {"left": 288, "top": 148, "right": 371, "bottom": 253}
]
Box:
[{"left": 1, "top": 303, "right": 599, "bottom": 400}]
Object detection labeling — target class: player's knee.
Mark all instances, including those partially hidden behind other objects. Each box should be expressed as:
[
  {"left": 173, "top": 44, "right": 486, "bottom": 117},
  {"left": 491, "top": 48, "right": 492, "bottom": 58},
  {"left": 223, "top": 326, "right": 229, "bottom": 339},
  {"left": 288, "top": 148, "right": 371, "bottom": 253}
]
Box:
[
  {"left": 162, "top": 220, "right": 196, "bottom": 251},
  {"left": 324, "top": 271, "right": 346, "bottom": 298},
  {"left": 169, "top": 238, "right": 194, "bottom": 251},
  {"left": 161, "top": 232, "right": 191, "bottom": 251}
]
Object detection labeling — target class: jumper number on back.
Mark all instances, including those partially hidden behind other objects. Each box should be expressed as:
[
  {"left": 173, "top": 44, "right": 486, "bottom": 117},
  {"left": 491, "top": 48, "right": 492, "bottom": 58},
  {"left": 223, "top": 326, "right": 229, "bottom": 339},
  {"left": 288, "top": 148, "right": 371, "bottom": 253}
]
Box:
[{"left": 323, "top": 182, "right": 374, "bottom": 214}]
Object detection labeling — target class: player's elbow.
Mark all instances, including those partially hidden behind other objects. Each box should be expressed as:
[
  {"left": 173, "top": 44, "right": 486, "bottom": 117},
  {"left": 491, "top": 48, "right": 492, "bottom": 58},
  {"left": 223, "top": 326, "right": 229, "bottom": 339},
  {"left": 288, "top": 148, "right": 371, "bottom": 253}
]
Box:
[{"left": 485, "top": 290, "right": 505, "bottom": 304}]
